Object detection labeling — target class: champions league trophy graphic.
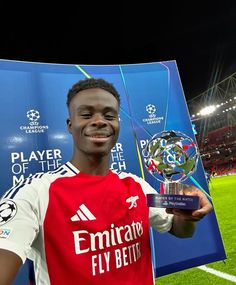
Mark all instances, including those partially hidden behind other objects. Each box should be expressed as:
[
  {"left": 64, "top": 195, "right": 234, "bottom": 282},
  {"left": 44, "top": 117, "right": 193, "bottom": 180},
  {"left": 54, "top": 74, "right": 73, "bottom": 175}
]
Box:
[{"left": 143, "top": 130, "right": 200, "bottom": 210}]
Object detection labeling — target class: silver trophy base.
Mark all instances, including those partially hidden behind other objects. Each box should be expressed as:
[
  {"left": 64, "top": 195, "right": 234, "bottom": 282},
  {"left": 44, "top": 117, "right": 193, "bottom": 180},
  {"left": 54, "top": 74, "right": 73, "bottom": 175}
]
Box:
[
  {"left": 147, "top": 182, "right": 200, "bottom": 210},
  {"left": 163, "top": 182, "right": 183, "bottom": 195}
]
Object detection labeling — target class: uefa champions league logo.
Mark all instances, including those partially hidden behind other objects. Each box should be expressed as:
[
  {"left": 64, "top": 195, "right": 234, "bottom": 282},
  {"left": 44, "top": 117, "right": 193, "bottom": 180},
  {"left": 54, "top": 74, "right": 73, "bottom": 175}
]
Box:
[
  {"left": 19, "top": 109, "right": 49, "bottom": 134},
  {"left": 25, "top": 109, "right": 41, "bottom": 128},
  {"left": 146, "top": 104, "right": 156, "bottom": 118},
  {"left": 27, "top": 109, "right": 40, "bottom": 122},
  {"left": 0, "top": 200, "right": 17, "bottom": 226},
  {"left": 142, "top": 104, "right": 164, "bottom": 125}
]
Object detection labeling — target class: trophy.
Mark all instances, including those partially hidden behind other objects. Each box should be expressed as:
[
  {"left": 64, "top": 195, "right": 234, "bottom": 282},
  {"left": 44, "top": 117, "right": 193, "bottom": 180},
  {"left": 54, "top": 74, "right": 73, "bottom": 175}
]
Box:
[{"left": 142, "top": 130, "right": 200, "bottom": 210}]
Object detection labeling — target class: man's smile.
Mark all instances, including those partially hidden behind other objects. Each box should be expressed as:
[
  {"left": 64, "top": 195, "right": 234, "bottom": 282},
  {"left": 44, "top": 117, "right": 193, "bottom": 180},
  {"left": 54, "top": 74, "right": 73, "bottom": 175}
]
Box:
[{"left": 85, "top": 132, "right": 113, "bottom": 143}]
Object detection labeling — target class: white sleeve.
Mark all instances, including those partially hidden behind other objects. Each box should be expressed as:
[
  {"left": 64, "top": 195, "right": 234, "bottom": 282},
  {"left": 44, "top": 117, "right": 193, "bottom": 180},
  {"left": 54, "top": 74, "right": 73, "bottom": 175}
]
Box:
[
  {"left": 149, "top": 207, "right": 173, "bottom": 233},
  {"left": 131, "top": 174, "right": 174, "bottom": 233},
  {"left": 0, "top": 182, "right": 39, "bottom": 263}
]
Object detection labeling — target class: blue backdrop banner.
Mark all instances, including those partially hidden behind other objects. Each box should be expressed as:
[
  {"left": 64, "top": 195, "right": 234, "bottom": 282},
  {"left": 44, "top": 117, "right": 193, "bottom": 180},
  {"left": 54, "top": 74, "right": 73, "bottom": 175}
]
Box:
[{"left": 0, "top": 59, "right": 226, "bottom": 283}]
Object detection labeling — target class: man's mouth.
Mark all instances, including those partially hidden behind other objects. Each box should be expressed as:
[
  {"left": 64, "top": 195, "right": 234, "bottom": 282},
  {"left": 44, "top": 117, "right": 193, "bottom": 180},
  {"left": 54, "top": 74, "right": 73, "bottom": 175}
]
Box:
[{"left": 85, "top": 133, "right": 112, "bottom": 143}]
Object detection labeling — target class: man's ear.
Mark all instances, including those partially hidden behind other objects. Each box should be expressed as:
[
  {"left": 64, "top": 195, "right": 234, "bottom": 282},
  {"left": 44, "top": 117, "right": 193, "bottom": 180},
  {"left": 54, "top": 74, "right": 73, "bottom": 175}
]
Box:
[{"left": 66, "top": 118, "right": 72, "bottom": 134}]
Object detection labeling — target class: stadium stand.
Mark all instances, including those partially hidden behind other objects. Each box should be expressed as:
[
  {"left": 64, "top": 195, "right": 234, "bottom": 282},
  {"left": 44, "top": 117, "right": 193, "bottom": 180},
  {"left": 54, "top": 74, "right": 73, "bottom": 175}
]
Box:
[
  {"left": 197, "top": 125, "right": 236, "bottom": 176},
  {"left": 187, "top": 72, "right": 236, "bottom": 177}
]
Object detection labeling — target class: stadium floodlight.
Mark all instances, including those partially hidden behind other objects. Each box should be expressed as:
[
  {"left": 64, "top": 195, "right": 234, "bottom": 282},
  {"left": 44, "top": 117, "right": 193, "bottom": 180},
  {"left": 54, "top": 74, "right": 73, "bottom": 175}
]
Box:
[{"left": 199, "top": 105, "right": 216, "bottom": 116}]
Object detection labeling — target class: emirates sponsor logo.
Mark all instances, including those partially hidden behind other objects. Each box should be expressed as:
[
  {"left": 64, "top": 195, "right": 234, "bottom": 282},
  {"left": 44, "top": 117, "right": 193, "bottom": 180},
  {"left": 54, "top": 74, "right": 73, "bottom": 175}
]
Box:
[{"left": 72, "top": 220, "right": 143, "bottom": 276}]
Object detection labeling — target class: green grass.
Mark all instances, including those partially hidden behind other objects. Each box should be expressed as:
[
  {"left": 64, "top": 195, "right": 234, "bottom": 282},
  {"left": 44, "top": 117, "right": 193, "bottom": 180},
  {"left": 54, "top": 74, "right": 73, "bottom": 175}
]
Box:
[{"left": 155, "top": 175, "right": 236, "bottom": 285}]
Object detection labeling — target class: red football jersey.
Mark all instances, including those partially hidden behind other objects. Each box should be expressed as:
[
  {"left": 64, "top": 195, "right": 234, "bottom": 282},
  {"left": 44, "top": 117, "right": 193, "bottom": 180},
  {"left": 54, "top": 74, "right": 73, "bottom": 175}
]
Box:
[{"left": 0, "top": 162, "right": 173, "bottom": 285}]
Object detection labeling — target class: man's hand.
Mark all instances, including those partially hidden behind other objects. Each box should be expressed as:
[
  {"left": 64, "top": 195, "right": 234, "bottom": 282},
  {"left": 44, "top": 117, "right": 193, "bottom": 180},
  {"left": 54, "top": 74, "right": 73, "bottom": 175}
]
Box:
[
  {"left": 167, "top": 185, "right": 213, "bottom": 237},
  {"left": 0, "top": 249, "right": 22, "bottom": 285}
]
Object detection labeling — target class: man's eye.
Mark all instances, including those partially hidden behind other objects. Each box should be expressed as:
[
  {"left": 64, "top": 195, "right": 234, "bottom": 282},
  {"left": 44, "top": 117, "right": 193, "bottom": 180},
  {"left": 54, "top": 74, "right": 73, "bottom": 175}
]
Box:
[
  {"left": 105, "top": 115, "right": 116, "bottom": 120},
  {"left": 81, "top": 114, "right": 92, "bottom": 118}
]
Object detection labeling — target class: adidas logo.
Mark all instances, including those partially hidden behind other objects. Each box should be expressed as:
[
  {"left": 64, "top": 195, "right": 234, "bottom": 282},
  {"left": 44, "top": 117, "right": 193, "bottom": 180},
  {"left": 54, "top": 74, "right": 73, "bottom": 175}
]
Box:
[{"left": 71, "top": 204, "right": 96, "bottom": 222}]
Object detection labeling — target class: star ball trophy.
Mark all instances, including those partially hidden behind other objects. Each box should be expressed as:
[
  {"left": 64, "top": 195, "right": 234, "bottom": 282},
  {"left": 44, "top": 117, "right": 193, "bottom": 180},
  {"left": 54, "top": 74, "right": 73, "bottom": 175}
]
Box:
[{"left": 142, "top": 130, "right": 200, "bottom": 210}]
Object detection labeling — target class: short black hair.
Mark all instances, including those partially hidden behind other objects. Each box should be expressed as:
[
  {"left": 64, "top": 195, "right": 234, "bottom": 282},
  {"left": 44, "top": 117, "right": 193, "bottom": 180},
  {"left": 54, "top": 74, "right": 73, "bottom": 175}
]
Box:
[{"left": 66, "top": 78, "right": 120, "bottom": 108}]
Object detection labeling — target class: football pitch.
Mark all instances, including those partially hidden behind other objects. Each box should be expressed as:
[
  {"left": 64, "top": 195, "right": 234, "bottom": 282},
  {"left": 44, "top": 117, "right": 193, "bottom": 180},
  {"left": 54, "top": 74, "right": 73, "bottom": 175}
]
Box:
[{"left": 155, "top": 175, "right": 236, "bottom": 285}]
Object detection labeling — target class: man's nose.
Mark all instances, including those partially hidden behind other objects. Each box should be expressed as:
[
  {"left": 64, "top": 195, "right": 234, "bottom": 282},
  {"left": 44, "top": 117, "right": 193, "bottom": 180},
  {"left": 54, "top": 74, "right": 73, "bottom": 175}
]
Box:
[{"left": 91, "top": 114, "right": 107, "bottom": 127}]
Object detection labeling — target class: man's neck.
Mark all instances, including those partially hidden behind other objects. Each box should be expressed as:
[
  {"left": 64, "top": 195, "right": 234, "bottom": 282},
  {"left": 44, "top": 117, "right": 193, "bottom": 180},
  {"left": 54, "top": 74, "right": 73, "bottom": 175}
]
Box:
[{"left": 70, "top": 154, "right": 110, "bottom": 176}]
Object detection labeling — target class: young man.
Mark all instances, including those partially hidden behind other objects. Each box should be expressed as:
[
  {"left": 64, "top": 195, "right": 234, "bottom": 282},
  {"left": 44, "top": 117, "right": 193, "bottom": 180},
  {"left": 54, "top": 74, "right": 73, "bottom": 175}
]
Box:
[{"left": 0, "top": 78, "right": 212, "bottom": 285}]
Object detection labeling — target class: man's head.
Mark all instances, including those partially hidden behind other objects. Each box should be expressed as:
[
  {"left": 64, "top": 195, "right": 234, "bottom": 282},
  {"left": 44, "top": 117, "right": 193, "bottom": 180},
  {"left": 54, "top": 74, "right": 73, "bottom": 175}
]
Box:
[
  {"left": 66, "top": 78, "right": 120, "bottom": 161},
  {"left": 67, "top": 78, "right": 120, "bottom": 109}
]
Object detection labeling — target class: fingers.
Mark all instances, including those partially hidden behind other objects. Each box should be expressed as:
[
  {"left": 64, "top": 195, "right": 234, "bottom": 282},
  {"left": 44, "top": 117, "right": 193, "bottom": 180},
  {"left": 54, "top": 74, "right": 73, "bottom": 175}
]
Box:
[
  {"left": 183, "top": 185, "right": 213, "bottom": 213},
  {"left": 166, "top": 202, "right": 213, "bottom": 222},
  {"left": 166, "top": 208, "right": 201, "bottom": 221},
  {"left": 192, "top": 202, "right": 213, "bottom": 218},
  {"left": 165, "top": 185, "right": 213, "bottom": 222}
]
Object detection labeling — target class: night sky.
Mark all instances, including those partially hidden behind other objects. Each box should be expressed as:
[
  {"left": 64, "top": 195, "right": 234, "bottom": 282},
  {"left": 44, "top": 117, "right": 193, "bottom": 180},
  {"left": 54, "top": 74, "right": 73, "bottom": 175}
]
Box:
[{"left": 1, "top": 2, "right": 236, "bottom": 102}]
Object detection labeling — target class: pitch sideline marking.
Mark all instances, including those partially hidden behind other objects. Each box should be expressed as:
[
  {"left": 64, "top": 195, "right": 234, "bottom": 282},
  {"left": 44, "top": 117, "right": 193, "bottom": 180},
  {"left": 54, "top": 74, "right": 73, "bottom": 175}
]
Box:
[{"left": 198, "top": 265, "right": 236, "bottom": 283}]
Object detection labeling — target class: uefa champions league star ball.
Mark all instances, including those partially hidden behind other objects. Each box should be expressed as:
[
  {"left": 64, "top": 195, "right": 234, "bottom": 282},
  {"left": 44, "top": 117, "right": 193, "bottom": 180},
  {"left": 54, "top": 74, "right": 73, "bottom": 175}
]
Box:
[
  {"left": 143, "top": 130, "right": 199, "bottom": 183},
  {"left": 146, "top": 104, "right": 156, "bottom": 115},
  {"left": 27, "top": 109, "right": 40, "bottom": 121},
  {"left": 0, "top": 200, "right": 17, "bottom": 225}
]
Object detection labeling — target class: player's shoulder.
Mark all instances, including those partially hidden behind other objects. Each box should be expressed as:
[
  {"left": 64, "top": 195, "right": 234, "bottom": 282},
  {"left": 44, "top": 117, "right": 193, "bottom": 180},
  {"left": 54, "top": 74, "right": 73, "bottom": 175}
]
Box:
[
  {"left": 25, "top": 163, "right": 76, "bottom": 183},
  {"left": 30, "top": 162, "right": 79, "bottom": 184},
  {"left": 1, "top": 162, "right": 78, "bottom": 199},
  {"left": 111, "top": 169, "right": 140, "bottom": 181},
  {"left": 111, "top": 169, "right": 157, "bottom": 195},
  {"left": 111, "top": 169, "right": 151, "bottom": 186}
]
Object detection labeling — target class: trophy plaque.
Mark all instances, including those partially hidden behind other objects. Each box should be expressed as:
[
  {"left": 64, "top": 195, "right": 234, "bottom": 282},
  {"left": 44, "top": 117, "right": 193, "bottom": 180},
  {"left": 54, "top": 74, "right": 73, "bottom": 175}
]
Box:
[{"left": 143, "top": 130, "right": 200, "bottom": 210}]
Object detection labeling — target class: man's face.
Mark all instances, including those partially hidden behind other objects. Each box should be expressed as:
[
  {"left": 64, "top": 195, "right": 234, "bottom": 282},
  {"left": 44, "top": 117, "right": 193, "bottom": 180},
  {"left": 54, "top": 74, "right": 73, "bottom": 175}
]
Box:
[{"left": 67, "top": 88, "right": 120, "bottom": 158}]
